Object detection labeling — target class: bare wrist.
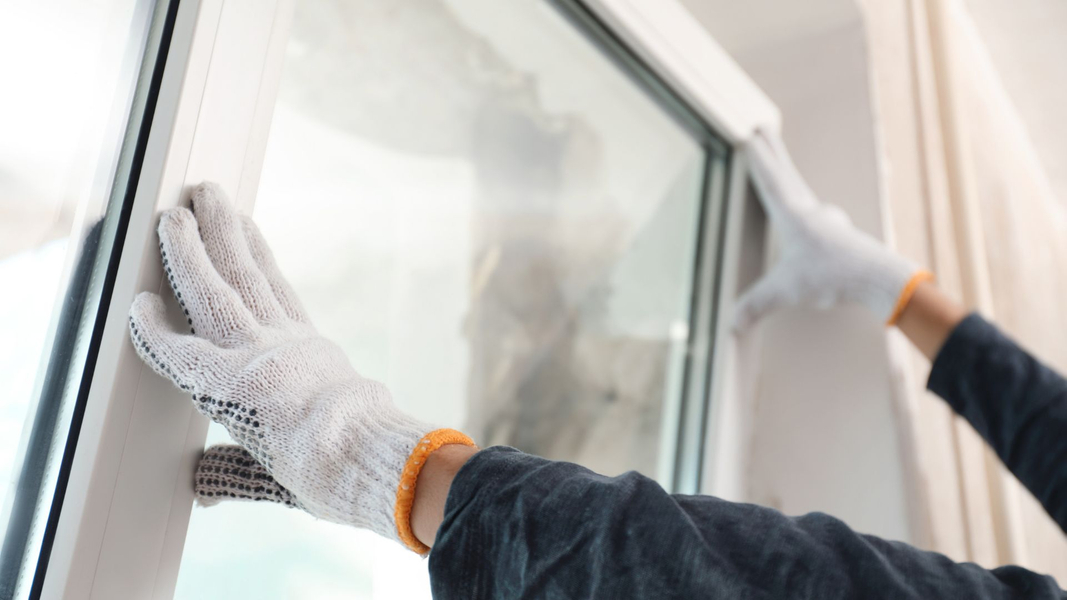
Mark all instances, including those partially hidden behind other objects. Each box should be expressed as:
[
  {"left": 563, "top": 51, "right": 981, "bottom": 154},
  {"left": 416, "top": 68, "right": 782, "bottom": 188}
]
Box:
[
  {"left": 410, "top": 444, "right": 479, "bottom": 549},
  {"left": 895, "top": 281, "right": 968, "bottom": 360}
]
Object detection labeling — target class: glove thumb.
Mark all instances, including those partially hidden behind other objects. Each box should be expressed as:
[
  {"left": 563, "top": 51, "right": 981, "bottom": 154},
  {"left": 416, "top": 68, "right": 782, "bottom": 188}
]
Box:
[
  {"left": 195, "top": 444, "right": 299, "bottom": 508},
  {"left": 732, "top": 267, "right": 793, "bottom": 332}
]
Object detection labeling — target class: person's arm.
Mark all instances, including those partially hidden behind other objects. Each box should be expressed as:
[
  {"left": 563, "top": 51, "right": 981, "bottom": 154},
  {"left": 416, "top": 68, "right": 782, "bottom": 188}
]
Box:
[
  {"left": 739, "top": 130, "right": 1067, "bottom": 535},
  {"left": 428, "top": 447, "right": 1066, "bottom": 600},
  {"left": 895, "top": 281, "right": 1067, "bottom": 532},
  {"left": 921, "top": 307, "right": 1067, "bottom": 533}
]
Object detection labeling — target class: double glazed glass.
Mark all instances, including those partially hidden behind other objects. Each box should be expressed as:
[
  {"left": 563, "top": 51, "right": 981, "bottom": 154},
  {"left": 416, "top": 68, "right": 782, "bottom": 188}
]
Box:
[
  {"left": 0, "top": 1, "right": 171, "bottom": 597},
  {"left": 176, "top": 0, "right": 728, "bottom": 597}
]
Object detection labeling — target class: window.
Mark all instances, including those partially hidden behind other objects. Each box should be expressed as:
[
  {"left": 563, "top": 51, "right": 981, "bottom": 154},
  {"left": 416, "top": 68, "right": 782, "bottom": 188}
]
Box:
[
  {"left": 6, "top": 0, "right": 774, "bottom": 595},
  {"left": 174, "top": 0, "right": 729, "bottom": 597},
  {"left": 0, "top": 1, "right": 173, "bottom": 597}
]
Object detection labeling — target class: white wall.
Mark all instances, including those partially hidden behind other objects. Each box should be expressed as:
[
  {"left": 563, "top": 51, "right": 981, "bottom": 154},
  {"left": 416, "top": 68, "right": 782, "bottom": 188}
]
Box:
[{"left": 684, "top": 0, "right": 914, "bottom": 543}]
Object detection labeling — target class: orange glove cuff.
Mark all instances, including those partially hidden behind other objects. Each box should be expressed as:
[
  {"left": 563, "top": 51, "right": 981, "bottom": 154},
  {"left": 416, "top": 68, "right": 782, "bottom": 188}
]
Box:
[
  {"left": 886, "top": 270, "right": 935, "bottom": 326},
  {"left": 394, "top": 428, "right": 477, "bottom": 554}
]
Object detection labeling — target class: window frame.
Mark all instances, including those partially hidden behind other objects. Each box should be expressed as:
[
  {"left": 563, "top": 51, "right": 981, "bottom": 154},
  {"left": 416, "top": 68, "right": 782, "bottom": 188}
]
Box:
[
  {"left": 0, "top": 1, "right": 183, "bottom": 596},
  {"left": 33, "top": 0, "right": 778, "bottom": 597}
]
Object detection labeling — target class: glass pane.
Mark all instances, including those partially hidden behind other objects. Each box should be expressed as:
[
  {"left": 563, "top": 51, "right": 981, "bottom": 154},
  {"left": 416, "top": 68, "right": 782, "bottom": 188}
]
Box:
[
  {"left": 0, "top": 1, "right": 168, "bottom": 597},
  {"left": 176, "top": 0, "right": 722, "bottom": 598}
]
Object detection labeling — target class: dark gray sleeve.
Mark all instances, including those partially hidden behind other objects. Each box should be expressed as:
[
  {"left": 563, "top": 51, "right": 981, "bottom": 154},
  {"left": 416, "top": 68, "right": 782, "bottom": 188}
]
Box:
[
  {"left": 430, "top": 447, "right": 1065, "bottom": 599},
  {"left": 928, "top": 313, "right": 1067, "bottom": 534}
]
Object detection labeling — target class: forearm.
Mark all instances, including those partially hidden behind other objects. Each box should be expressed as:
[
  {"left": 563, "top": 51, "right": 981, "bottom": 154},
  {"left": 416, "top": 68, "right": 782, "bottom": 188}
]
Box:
[
  {"left": 924, "top": 312, "right": 1067, "bottom": 533},
  {"left": 893, "top": 282, "right": 1067, "bottom": 532},
  {"left": 429, "top": 447, "right": 1065, "bottom": 599}
]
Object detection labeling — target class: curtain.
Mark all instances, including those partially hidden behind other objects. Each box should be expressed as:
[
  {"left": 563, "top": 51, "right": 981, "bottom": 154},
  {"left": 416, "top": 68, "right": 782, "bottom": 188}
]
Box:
[{"left": 859, "top": 0, "right": 1067, "bottom": 582}]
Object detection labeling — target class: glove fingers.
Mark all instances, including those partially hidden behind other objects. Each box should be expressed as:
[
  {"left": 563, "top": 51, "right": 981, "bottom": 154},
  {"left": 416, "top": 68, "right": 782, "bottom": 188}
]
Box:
[
  {"left": 240, "top": 214, "right": 311, "bottom": 324},
  {"left": 195, "top": 444, "right": 298, "bottom": 508},
  {"left": 158, "top": 206, "right": 258, "bottom": 345},
  {"left": 189, "top": 184, "right": 287, "bottom": 325},
  {"left": 128, "top": 292, "right": 220, "bottom": 392},
  {"left": 746, "top": 131, "right": 820, "bottom": 222}
]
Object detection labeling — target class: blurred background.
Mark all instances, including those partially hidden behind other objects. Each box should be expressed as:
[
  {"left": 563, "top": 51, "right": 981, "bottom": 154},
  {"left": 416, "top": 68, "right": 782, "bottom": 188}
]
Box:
[{"left": 0, "top": 0, "right": 1065, "bottom": 598}]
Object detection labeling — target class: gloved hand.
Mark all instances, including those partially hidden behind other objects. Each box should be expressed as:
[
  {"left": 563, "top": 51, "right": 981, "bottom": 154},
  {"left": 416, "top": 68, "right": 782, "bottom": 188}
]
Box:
[
  {"left": 128, "top": 183, "right": 474, "bottom": 554},
  {"left": 733, "top": 131, "right": 932, "bottom": 330}
]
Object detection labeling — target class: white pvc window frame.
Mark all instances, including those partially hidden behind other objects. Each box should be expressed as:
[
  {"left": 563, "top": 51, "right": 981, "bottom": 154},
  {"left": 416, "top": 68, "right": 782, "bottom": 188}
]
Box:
[{"left": 34, "top": 1, "right": 778, "bottom": 597}]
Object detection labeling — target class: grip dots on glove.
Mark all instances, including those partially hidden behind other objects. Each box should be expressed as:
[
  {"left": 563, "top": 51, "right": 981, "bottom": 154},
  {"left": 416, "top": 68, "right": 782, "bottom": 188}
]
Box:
[
  {"left": 193, "top": 395, "right": 270, "bottom": 469},
  {"left": 393, "top": 429, "right": 477, "bottom": 555},
  {"left": 128, "top": 314, "right": 193, "bottom": 391},
  {"left": 161, "top": 243, "right": 196, "bottom": 335},
  {"left": 195, "top": 445, "right": 298, "bottom": 507}
]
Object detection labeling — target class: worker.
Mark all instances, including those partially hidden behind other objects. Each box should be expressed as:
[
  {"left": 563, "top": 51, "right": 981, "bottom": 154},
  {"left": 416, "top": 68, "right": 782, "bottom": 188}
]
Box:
[{"left": 128, "top": 131, "right": 1066, "bottom": 598}]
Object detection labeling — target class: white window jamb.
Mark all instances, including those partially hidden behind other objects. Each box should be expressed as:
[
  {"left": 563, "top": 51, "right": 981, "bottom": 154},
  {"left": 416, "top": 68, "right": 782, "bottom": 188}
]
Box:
[{"left": 40, "top": 0, "right": 296, "bottom": 598}]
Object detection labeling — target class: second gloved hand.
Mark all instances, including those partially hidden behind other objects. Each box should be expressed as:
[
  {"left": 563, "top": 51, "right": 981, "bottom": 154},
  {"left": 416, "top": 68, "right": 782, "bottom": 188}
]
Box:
[{"left": 733, "top": 131, "right": 932, "bottom": 330}]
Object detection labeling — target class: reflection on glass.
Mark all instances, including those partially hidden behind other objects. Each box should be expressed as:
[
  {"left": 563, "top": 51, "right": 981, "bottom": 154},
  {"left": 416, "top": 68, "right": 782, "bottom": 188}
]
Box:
[
  {"left": 0, "top": 0, "right": 164, "bottom": 597},
  {"left": 176, "top": 0, "right": 714, "bottom": 598}
]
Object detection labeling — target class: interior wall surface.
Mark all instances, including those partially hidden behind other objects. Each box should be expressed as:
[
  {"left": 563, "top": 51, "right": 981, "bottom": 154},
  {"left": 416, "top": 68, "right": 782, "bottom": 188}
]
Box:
[{"left": 682, "top": 0, "right": 915, "bottom": 545}]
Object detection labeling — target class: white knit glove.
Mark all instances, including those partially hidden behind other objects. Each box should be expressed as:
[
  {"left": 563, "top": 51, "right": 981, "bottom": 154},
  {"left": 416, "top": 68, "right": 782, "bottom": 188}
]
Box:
[
  {"left": 733, "top": 131, "right": 932, "bottom": 330},
  {"left": 128, "top": 183, "right": 474, "bottom": 553}
]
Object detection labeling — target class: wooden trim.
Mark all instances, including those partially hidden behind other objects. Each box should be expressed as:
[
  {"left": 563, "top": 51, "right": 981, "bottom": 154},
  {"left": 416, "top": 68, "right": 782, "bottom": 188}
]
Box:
[
  {"left": 923, "top": 0, "right": 1026, "bottom": 567},
  {"left": 863, "top": 0, "right": 1028, "bottom": 567}
]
